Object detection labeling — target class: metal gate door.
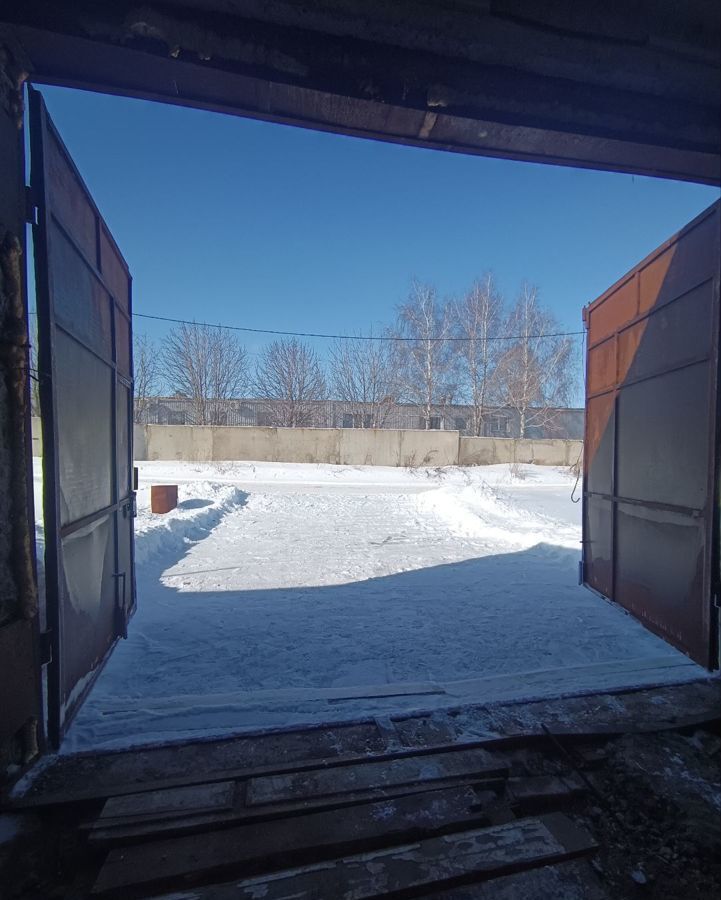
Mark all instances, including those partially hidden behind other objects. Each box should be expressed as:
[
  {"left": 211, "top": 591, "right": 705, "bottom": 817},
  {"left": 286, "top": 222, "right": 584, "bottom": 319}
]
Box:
[
  {"left": 582, "top": 201, "right": 720, "bottom": 670},
  {"left": 30, "top": 88, "right": 136, "bottom": 747}
]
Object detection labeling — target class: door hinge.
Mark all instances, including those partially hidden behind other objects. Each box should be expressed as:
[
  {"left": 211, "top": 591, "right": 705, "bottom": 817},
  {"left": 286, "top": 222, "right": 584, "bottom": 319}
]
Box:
[
  {"left": 25, "top": 186, "right": 39, "bottom": 225},
  {"left": 113, "top": 571, "right": 128, "bottom": 639},
  {"left": 39, "top": 630, "right": 53, "bottom": 666}
]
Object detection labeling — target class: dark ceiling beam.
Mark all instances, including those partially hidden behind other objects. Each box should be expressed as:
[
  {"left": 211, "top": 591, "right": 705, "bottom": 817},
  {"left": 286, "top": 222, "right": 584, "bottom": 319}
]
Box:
[{"left": 2, "top": 1, "right": 719, "bottom": 183}]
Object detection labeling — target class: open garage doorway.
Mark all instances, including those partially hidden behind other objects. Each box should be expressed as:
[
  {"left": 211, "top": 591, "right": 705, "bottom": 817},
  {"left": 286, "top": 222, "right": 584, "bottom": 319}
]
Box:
[
  {"left": 3, "top": 8, "right": 720, "bottom": 897},
  {"left": 25, "top": 83, "right": 720, "bottom": 755}
]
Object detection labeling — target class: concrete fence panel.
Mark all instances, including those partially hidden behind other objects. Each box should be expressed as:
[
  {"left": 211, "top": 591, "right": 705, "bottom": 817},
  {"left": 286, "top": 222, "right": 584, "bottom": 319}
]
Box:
[
  {"left": 271, "top": 427, "right": 342, "bottom": 465},
  {"left": 133, "top": 422, "right": 147, "bottom": 461},
  {"left": 458, "top": 436, "right": 583, "bottom": 468},
  {"left": 397, "top": 429, "right": 459, "bottom": 467},
  {"left": 339, "top": 427, "right": 400, "bottom": 466},
  {"left": 139, "top": 424, "right": 214, "bottom": 461},
  {"left": 211, "top": 425, "right": 277, "bottom": 462},
  {"left": 459, "top": 437, "right": 510, "bottom": 465},
  {"left": 127, "top": 423, "right": 583, "bottom": 468},
  {"left": 31, "top": 416, "right": 43, "bottom": 457}
]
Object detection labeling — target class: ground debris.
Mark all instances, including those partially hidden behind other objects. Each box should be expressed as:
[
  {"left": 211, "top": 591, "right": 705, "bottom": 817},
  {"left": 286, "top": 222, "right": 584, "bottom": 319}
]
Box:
[{"left": 579, "top": 728, "right": 721, "bottom": 900}]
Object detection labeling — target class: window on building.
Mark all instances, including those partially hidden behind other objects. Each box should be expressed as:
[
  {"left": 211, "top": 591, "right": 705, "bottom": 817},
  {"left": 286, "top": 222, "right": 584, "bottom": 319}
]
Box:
[
  {"left": 454, "top": 417, "right": 466, "bottom": 432},
  {"left": 488, "top": 415, "right": 508, "bottom": 436},
  {"left": 342, "top": 413, "right": 354, "bottom": 428},
  {"left": 239, "top": 404, "right": 255, "bottom": 424}
]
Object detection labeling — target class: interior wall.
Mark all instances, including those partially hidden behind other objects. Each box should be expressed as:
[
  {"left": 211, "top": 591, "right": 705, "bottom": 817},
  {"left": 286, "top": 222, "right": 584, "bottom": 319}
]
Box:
[{"left": 0, "top": 37, "right": 42, "bottom": 775}]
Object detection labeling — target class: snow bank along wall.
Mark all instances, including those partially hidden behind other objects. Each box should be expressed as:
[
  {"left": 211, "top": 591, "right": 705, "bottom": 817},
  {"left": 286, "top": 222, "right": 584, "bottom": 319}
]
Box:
[{"left": 124, "top": 422, "right": 582, "bottom": 467}]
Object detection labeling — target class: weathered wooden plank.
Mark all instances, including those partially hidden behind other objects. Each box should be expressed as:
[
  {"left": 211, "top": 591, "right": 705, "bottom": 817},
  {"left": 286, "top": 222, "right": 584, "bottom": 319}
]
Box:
[
  {"left": 87, "top": 746, "right": 507, "bottom": 845},
  {"left": 99, "top": 781, "right": 235, "bottom": 824},
  {"left": 246, "top": 748, "right": 507, "bottom": 807},
  {"left": 89, "top": 809, "right": 238, "bottom": 845},
  {"left": 506, "top": 774, "right": 586, "bottom": 811},
  {"left": 89, "top": 779, "right": 504, "bottom": 846},
  {"left": 17, "top": 681, "right": 718, "bottom": 810},
  {"left": 96, "top": 682, "right": 444, "bottom": 718},
  {"left": 148, "top": 813, "right": 597, "bottom": 900},
  {"left": 91, "top": 785, "right": 497, "bottom": 896},
  {"left": 13, "top": 736, "right": 508, "bottom": 810}
]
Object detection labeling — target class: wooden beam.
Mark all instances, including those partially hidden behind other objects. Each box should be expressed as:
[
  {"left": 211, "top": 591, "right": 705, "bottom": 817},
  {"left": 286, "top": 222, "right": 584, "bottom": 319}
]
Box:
[
  {"left": 91, "top": 785, "right": 495, "bottom": 895},
  {"left": 146, "top": 813, "right": 597, "bottom": 899},
  {"left": 2, "top": 0, "right": 718, "bottom": 183},
  {"left": 245, "top": 747, "right": 507, "bottom": 806}
]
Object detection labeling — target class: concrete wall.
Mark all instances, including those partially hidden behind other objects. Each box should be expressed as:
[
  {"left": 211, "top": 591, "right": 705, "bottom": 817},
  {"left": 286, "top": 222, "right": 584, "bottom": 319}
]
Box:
[
  {"left": 30, "top": 415, "right": 42, "bottom": 457},
  {"left": 458, "top": 436, "right": 583, "bottom": 468},
  {"left": 133, "top": 424, "right": 461, "bottom": 467},
  {"left": 132, "top": 423, "right": 582, "bottom": 468}
]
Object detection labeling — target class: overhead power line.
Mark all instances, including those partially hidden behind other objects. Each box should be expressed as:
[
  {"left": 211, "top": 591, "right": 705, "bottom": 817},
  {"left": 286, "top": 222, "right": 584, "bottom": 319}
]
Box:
[{"left": 132, "top": 312, "right": 585, "bottom": 343}]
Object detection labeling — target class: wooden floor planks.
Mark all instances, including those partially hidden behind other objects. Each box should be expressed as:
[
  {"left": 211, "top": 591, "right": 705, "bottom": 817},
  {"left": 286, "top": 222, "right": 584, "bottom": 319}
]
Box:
[
  {"left": 89, "top": 735, "right": 596, "bottom": 898},
  {"left": 145, "top": 813, "right": 597, "bottom": 900},
  {"left": 92, "top": 785, "right": 496, "bottom": 896},
  {"left": 88, "top": 744, "right": 510, "bottom": 847},
  {"left": 245, "top": 747, "right": 507, "bottom": 806},
  {"left": 13, "top": 681, "right": 718, "bottom": 811},
  {"left": 100, "top": 781, "right": 236, "bottom": 823}
]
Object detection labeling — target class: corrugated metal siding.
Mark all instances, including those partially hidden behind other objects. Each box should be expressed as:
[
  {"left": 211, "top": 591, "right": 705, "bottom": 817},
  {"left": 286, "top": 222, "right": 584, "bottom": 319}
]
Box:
[{"left": 135, "top": 398, "right": 584, "bottom": 439}]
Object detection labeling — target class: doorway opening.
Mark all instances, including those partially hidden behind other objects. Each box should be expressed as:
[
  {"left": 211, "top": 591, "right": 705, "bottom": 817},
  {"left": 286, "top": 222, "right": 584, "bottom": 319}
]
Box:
[{"left": 26, "top": 83, "right": 720, "bottom": 755}]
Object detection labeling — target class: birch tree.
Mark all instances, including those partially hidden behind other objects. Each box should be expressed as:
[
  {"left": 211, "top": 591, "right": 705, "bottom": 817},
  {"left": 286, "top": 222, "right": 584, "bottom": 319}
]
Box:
[
  {"left": 495, "top": 282, "right": 574, "bottom": 437},
  {"left": 392, "top": 280, "right": 457, "bottom": 428},
  {"left": 254, "top": 338, "right": 326, "bottom": 427},
  {"left": 454, "top": 273, "right": 504, "bottom": 436},
  {"left": 161, "top": 322, "right": 249, "bottom": 425},
  {"left": 133, "top": 334, "right": 161, "bottom": 424},
  {"left": 329, "top": 336, "right": 397, "bottom": 427}
]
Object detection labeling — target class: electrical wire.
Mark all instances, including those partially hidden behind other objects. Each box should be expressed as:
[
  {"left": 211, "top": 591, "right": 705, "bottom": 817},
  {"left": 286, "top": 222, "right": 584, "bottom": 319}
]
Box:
[{"left": 132, "top": 311, "right": 585, "bottom": 344}]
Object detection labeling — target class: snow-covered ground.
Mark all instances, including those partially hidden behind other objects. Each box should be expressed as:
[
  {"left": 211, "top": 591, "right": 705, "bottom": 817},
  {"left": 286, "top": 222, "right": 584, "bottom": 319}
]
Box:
[{"left": 33, "top": 459, "right": 705, "bottom": 751}]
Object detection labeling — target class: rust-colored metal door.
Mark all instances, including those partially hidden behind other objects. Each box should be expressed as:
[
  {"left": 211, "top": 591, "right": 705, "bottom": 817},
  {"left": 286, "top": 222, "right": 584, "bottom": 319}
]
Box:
[
  {"left": 583, "top": 201, "right": 720, "bottom": 670},
  {"left": 30, "top": 87, "right": 136, "bottom": 747}
]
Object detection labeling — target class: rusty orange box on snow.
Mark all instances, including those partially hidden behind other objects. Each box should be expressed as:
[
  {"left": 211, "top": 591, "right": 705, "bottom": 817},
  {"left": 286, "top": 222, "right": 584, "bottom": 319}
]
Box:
[{"left": 151, "top": 485, "right": 178, "bottom": 514}]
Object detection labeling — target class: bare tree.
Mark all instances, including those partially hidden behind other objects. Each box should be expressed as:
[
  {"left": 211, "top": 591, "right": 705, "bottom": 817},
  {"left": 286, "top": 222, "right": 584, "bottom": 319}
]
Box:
[
  {"left": 329, "top": 335, "right": 397, "bottom": 428},
  {"left": 133, "top": 334, "right": 161, "bottom": 424},
  {"left": 254, "top": 338, "right": 326, "bottom": 427},
  {"left": 454, "top": 273, "right": 504, "bottom": 436},
  {"left": 28, "top": 330, "right": 41, "bottom": 418},
  {"left": 495, "top": 282, "right": 575, "bottom": 437},
  {"left": 161, "top": 322, "right": 249, "bottom": 425},
  {"left": 392, "top": 279, "right": 457, "bottom": 428}
]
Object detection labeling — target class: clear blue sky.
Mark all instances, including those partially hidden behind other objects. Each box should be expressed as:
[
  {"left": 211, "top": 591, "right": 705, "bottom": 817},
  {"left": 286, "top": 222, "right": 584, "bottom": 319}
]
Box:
[{"left": 36, "top": 85, "right": 720, "bottom": 376}]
